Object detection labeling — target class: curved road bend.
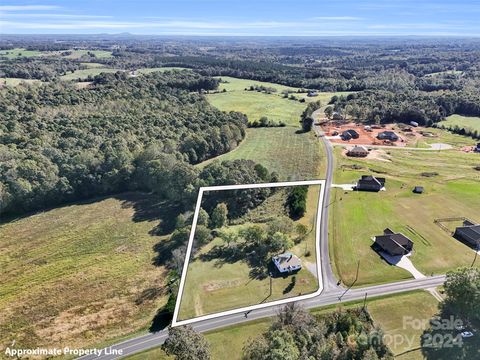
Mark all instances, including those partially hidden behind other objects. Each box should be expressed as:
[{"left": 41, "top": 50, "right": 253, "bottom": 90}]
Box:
[{"left": 79, "top": 113, "right": 446, "bottom": 359}]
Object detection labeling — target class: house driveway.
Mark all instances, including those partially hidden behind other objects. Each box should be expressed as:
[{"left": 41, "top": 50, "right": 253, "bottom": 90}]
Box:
[{"left": 379, "top": 251, "right": 443, "bottom": 301}]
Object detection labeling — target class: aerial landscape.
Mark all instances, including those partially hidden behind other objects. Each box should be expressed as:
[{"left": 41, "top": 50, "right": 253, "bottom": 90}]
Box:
[{"left": 1, "top": 1, "right": 480, "bottom": 360}]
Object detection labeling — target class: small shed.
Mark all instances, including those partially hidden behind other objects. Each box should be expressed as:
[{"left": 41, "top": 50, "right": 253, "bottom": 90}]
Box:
[{"left": 413, "top": 186, "right": 424, "bottom": 194}]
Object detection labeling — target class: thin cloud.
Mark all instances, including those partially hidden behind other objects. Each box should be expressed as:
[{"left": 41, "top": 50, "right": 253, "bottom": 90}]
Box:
[
  {"left": 311, "top": 16, "right": 363, "bottom": 21},
  {"left": 0, "top": 13, "right": 112, "bottom": 19},
  {"left": 0, "top": 5, "right": 60, "bottom": 11}
]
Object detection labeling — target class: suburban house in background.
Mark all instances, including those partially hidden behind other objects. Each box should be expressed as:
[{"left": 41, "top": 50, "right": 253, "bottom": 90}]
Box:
[
  {"left": 377, "top": 131, "right": 399, "bottom": 141},
  {"left": 341, "top": 129, "right": 359, "bottom": 140},
  {"left": 374, "top": 228, "right": 414, "bottom": 256},
  {"left": 272, "top": 252, "right": 302, "bottom": 273},
  {"left": 454, "top": 220, "right": 480, "bottom": 249},
  {"left": 347, "top": 145, "right": 369, "bottom": 157},
  {"left": 355, "top": 175, "right": 386, "bottom": 192}
]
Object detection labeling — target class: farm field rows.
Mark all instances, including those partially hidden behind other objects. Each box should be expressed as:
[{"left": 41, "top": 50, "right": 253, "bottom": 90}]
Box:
[{"left": 330, "top": 144, "right": 480, "bottom": 287}]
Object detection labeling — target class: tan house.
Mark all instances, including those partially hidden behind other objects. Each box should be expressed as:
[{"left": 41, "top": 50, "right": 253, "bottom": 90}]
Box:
[{"left": 347, "top": 145, "right": 369, "bottom": 157}]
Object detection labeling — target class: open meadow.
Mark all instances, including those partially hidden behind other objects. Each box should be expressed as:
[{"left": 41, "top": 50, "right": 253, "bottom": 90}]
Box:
[
  {"left": 198, "top": 127, "right": 325, "bottom": 180},
  {"left": 330, "top": 143, "right": 480, "bottom": 287},
  {"left": 0, "top": 48, "right": 43, "bottom": 58},
  {"left": 0, "top": 193, "right": 174, "bottom": 351},
  {"left": 60, "top": 68, "right": 124, "bottom": 81},
  {"left": 0, "top": 78, "right": 42, "bottom": 87},
  {"left": 438, "top": 114, "right": 480, "bottom": 133}
]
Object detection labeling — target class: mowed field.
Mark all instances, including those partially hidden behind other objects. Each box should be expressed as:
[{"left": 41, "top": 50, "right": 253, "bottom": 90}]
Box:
[
  {"left": 177, "top": 185, "right": 322, "bottom": 320},
  {"left": 199, "top": 127, "right": 325, "bottom": 180},
  {"left": 0, "top": 193, "right": 171, "bottom": 351},
  {"left": 438, "top": 114, "right": 480, "bottom": 133},
  {"left": 127, "top": 290, "right": 438, "bottom": 360},
  {"left": 368, "top": 291, "right": 440, "bottom": 358},
  {"left": 0, "top": 78, "right": 42, "bottom": 86},
  {"left": 60, "top": 68, "right": 124, "bottom": 81},
  {"left": 208, "top": 88, "right": 307, "bottom": 127},
  {"left": 209, "top": 76, "right": 344, "bottom": 127},
  {"left": 330, "top": 143, "right": 480, "bottom": 286},
  {"left": 0, "top": 48, "right": 43, "bottom": 58}
]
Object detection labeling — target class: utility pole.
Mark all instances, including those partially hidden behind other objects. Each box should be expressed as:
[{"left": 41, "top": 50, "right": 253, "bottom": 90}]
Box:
[
  {"left": 339, "top": 261, "right": 360, "bottom": 301},
  {"left": 471, "top": 241, "right": 479, "bottom": 267},
  {"left": 269, "top": 272, "right": 273, "bottom": 297},
  {"left": 363, "top": 292, "right": 368, "bottom": 309}
]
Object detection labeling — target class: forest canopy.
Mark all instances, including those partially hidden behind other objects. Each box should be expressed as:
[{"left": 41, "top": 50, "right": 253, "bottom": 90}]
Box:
[{"left": 0, "top": 71, "right": 247, "bottom": 215}]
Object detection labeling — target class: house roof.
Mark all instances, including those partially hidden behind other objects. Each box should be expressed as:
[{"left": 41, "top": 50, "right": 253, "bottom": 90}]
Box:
[
  {"left": 273, "top": 252, "right": 301, "bottom": 269},
  {"left": 359, "top": 175, "right": 386, "bottom": 185},
  {"left": 455, "top": 225, "right": 480, "bottom": 241},
  {"left": 375, "top": 230, "right": 413, "bottom": 255},
  {"left": 350, "top": 145, "right": 368, "bottom": 152}
]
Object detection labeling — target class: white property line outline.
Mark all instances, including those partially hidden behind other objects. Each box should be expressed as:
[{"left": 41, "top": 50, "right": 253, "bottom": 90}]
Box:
[{"left": 172, "top": 179, "right": 326, "bottom": 327}]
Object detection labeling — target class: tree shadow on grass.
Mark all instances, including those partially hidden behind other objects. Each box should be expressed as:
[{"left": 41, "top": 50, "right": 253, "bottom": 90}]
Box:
[
  {"left": 149, "top": 309, "right": 172, "bottom": 333},
  {"left": 198, "top": 241, "right": 272, "bottom": 280},
  {"left": 114, "top": 192, "right": 184, "bottom": 236}
]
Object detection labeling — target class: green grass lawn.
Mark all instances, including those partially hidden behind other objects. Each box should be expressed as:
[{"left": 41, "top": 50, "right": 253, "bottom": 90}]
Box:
[
  {"left": 0, "top": 77, "right": 42, "bottom": 86},
  {"left": 198, "top": 127, "right": 325, "bottom": 180},
  {"left": 438, "top": 114, "right": 480, "bottom": 133},
  {"left": 208, "top": 89, "right": 307, "bottom": 127},
  {"left": 126, "top": 290, "right": 438, "bottom": 360},
  {"left": 208, "top": 76, "right": 350, "bottom": 127},
  {"left": 0, "top": 193, "right": 171, "bottom": 351},
  {"left": 0, "top": 48, "right": 42, "bottom": 58},
  {"left": 216, "top": 76, "right": 301, "bottom": 93},
  {"left": 330, "top": 146, "right": 480, "bottom": 286},
  {"left": 177, "top": 185, "right": 321, "bottom": 321},
  {"left": 368, "top": 291, "right": 439, "bottom": 358},
  {"left": 60, "top": 68, "right": 124, "bottom": 81}
]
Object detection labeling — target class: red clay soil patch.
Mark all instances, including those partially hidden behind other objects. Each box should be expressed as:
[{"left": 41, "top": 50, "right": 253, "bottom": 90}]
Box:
[{"left": 322, "top": 122, "right": 409, "bottom": 147}]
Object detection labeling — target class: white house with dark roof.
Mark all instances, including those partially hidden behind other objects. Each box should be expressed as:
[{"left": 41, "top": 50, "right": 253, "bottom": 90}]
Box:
[{"left": 272, "top": 252, "right": 302, "bottom": 273}]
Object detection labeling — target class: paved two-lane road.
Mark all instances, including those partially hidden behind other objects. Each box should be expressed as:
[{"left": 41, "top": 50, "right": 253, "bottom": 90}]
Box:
[{"left": 79, "top": 114, "right": 446, "bottom": 359}]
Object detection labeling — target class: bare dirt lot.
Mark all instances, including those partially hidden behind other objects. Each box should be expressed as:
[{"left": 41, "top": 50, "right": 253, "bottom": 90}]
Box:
[{"left": 321, "top": 121, "right": 409, "bottom": 146}]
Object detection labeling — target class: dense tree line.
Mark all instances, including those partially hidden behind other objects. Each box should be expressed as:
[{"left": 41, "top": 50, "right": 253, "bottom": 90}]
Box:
[
  {"left": 0, "top": 71, "right": 247, "bottom": 216},
  {"left": 243, "top": 303, "right": 392, "bottom": 360},
  {"left": 199, "top": 160, "right": 278, "bottom": 218},
  {"left": 0, "top": 57, "right": 83, "bottom": 80},
  {"left": 331, "top": 89, "right": 480, "bottom": 125}
]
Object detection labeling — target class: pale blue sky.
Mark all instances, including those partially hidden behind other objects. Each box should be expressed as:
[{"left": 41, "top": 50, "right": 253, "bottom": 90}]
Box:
[{"left": 1, "top": 0, "right": 480, "bottom": 36}]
